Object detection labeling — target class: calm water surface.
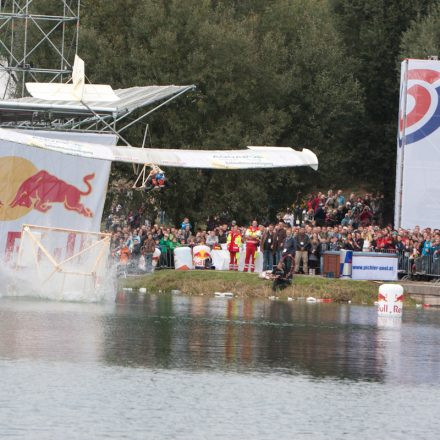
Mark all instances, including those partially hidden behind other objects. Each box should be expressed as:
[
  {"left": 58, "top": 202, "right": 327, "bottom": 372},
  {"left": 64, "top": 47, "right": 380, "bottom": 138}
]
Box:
[{"left": 0, "top": 292, "right": 439, "bottom": 439}]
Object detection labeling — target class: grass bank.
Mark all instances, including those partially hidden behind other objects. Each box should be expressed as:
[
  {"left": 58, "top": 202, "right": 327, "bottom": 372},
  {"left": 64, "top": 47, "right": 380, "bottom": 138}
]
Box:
[{"left": 120, "top": 270, "right": 414, "bottom": 305}]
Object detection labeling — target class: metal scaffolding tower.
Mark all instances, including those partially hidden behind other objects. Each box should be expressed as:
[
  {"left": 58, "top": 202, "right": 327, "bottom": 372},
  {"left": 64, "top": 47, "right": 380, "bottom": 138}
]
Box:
[{"left": 0, "top": 0, "right": 80, "bottom": 98}]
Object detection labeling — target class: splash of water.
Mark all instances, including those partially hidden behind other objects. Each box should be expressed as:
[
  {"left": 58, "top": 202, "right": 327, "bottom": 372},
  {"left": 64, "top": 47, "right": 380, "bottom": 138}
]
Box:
[{"left": 1, "top": 264, "right": 117, "bottom": 303}]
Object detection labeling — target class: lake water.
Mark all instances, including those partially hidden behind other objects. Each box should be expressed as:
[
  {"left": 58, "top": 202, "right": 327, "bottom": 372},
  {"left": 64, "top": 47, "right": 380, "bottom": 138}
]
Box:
[{"left": 0, "top": 292, "right": 439, "bottom": 439}]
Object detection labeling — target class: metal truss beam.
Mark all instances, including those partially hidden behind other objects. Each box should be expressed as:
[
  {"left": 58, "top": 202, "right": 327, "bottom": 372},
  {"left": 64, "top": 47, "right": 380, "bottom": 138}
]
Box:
[{"left": 0, "top": 0, "right": 80, "bottom": 97}]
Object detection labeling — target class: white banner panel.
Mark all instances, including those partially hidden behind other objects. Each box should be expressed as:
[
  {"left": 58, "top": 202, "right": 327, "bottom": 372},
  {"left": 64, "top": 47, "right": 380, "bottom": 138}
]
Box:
[
  {"left": 0, "top": 130, "right": 116, "bottom": 260},
  {"left": 352, "top": 255, "right": 398, "bottom": 281},
  {"left": 396, "top": 59, "right": 440, "bottom": 229},
  {"left": 0, "top": 128, "right": 319, "bottom": 170}
]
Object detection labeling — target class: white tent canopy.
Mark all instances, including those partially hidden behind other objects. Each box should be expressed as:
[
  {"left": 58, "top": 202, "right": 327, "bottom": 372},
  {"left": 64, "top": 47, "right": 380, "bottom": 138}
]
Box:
[{"left": 0, "top": 128, "right": 318, "bottom": 170}]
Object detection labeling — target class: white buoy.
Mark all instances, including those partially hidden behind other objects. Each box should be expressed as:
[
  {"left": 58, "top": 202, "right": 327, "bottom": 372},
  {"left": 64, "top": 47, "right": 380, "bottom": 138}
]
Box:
[
  {"left": 306, "top": 296, "right": 317, "bottom": 303},
  {"left": 139, "top": 287, "right": 147, "bottom": 293},
  {"left": 378, "top": 284, "right": 404, "bottom": 317},
  {"left": 214, "top": 292, "right": 234, "bottom": 298}
]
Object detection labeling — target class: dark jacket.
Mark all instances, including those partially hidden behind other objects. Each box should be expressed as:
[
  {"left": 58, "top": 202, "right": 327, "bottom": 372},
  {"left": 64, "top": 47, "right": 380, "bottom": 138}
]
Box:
[
  {"left": 143, "top": 238, "right": 156, "bottom": 254},
  {"left": 261, "top": 230, "right": 276, "bottom": 251},
  {"left": 274, "top": 228, "right": 287, "bottom": 251},
  {"left": 294, "top": 233, "right": 311, "bottom": 251},
  {"left": 283, "top": 236, "right": 296, "bottom": 255}
]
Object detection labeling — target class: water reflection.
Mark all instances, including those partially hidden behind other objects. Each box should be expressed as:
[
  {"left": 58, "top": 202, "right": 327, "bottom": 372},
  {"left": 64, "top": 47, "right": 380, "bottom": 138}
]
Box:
[
  {"left": 102, "top": 292, "right": 440, "bottom": 383},
  {"left": 0, "top": 293, "right": 439, "bottom": 385}
]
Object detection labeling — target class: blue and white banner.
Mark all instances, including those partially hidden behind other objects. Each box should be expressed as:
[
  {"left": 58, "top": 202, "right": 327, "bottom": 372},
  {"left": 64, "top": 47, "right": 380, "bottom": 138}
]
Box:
[{"left": 352, "top": 255, "right": 398, "bottom": 281}]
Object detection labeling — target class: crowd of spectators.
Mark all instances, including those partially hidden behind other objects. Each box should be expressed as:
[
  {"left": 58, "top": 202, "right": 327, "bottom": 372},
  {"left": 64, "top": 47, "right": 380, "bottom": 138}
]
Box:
[
  {"left": 284, "top": 190, "right": 386, "bottom": 228},
  {"left": 106, "top": 190, "right": 440, "bottom": 277}
]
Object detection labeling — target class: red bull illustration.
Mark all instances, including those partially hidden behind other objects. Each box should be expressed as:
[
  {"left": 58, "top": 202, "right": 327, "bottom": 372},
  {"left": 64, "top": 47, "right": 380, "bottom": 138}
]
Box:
[
  {"left": 193, "top": 247, "right": 211, "bottom": 268},
  {"left": 378, "top": 292, "right": 387, "bottom": 302},
  {"left": 9, "top": 170, "right": 95, "bottom": 218}
]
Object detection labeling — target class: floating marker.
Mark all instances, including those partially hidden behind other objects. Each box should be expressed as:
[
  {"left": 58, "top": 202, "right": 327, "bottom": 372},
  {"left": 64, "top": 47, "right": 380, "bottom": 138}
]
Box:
[
  {"left": 306, "top": 296, "right": 317, "bottom": 303},
  {"left": 139, "top": 287, "right": 147, "bottom": 293},
  {"left": 378, "top": 284, "right": 404, "bottom": 317},
  {"left": 214, "top": 292, "right": 234, "bottom": 298}
]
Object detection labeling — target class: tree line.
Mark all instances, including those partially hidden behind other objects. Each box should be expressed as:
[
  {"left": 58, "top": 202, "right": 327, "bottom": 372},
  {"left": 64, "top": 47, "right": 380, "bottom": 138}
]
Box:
[{"left": 4, "top": 0, "right": 440, "bottom": 225}]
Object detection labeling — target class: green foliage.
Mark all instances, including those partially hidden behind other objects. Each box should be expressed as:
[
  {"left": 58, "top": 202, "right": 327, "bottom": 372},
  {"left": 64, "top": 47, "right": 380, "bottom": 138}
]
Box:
[
  {"left": 401, "top": 4, "right": 440, "bottom": 58},
  {"left": 332, "top": 0, "right": 437, "bottom": 211},
  {"left": 11, "top": 0, "right": 439, "bottom": 225},
  {"left": 78, "top": 0, "right": 366, "bottom": 224}
]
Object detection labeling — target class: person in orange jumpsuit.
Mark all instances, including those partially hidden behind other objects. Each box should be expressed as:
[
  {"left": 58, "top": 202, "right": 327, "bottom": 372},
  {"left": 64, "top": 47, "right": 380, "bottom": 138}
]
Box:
[
  {"left": 227, "top": 224, "right": 242, "bottom": 271},
  {"left": 244, "top": 220, "right": 261, "bottom": 272}
]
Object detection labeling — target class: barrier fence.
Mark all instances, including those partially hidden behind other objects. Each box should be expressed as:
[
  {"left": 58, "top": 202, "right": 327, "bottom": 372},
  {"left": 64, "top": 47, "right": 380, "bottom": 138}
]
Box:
[
  {"left": 117, "top": 244, "right": 440, "bottom": 280},
  {"left": 372, "top": 249, "right": 440, "bottom": 279}
]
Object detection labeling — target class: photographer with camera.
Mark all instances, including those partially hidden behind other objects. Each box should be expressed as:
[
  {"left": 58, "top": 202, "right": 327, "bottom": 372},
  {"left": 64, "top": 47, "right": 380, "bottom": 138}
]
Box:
[{"left": 271, "top": 254, "right": 295, "bottom": 291}]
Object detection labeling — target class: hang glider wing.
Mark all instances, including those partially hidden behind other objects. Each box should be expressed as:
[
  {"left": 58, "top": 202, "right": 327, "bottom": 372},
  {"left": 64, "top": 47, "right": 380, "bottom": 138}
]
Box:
[
  {"left": 0, "top": 128, "right": 318, "bottom": 170},
  {"left": 26, "top": 55, "right": 119, "bottom": 102}
]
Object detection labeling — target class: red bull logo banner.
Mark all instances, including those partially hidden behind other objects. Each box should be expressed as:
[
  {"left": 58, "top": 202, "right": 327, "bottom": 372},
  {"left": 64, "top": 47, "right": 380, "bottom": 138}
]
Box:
[
  {"left": 395, "top": 59, "right": 440, "bottom": 229},
  {"left": 0, "top": 130, "right": 115, "bottom": 261}
]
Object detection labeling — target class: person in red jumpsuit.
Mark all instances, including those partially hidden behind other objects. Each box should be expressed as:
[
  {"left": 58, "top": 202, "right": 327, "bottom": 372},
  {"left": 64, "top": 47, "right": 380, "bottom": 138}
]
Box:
[
  {"left": 244, "top": 220, "right": 261, "bottom": 272},
  {"left": 227, "top": 224, "right": 242, "bottom": 271}
]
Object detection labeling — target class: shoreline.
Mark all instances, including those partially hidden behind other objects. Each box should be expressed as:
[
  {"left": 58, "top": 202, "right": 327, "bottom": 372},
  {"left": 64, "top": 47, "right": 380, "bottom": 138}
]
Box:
[{"left": 119, "top": 270, "right": 416, "bottom": 306}]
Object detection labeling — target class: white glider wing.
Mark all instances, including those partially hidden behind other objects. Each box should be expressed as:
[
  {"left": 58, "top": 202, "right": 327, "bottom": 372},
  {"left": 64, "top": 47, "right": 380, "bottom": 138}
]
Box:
[{"left": 0, "top": 128, "right": 318, "bottom": 170}]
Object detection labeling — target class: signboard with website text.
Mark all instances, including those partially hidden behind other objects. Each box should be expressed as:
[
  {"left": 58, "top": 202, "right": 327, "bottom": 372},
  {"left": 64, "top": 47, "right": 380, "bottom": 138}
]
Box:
[{"left": 352, "top": 255, "right": 398, "bottom": 281}]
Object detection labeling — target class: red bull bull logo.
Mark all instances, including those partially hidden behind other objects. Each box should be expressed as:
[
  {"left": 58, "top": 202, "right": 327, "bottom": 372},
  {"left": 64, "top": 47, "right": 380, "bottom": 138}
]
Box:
[
  {"left": 194, "top": 250, "right": 208, "bottom": 259},
  {"left": 193, "top": 247, "right": 211, "bottom": 268},
  {"left": 0, "top": 156, "right": 95, "bottom": 220},
  {"left": 377, "top": 285, "right": 404, "bottom": 316},
  {"left": 378, "top": 292, "right": 387, "bottom": 302},
  {"left": 9, "top": 170, "right": 94, "bottom": 217}
]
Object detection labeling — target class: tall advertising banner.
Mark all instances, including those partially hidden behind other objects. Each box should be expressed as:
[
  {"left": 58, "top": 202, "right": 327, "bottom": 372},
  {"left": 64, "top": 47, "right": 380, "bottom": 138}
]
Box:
[
  {"left": 0, "top": 130, "right": 116, "bottom": 261},
  {"left": 396, "top": 59, "right": 440, "bottom": 229}
]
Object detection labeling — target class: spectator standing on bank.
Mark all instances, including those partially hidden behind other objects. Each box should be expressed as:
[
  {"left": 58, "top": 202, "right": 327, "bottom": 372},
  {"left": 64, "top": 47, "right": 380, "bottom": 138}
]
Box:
[
  {"left": 227, "top": 224, "right": 242, "bottom": 271},
  {"left": 294, "top": 227, "right": 311, "bottom": 274},
  {"left": 308, "top": 237, "right": 320, "bottom": 274},
  {"left": 261, "top": 224, "right": 276, "bottom": 271},
  {"left": 244, "top": 220, "right": 261, "bottom": 272},
  {"left": 143, "top": 233, "right": 156, "bottom": 271},
  {"left": 274, "top": 222, "right": 287, "bottom": 266}
]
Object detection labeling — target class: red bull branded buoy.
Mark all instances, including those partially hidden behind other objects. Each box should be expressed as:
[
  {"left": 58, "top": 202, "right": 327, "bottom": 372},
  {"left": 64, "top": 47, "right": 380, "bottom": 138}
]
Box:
[
  {"left": 378, "top": 284, "right": 404, "bottom": 317},
  {"left": 193, "top": 245, "right": 211, "bottom": 269},
  {"left": 339, "top": 250, "right": 352, "bottom": 279}
]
